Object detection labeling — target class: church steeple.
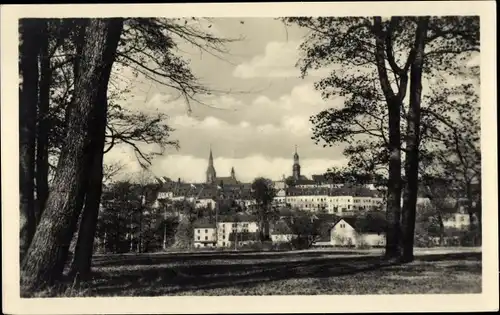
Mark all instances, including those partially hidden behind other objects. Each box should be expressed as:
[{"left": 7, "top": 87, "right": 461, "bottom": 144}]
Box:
[
  {"left": 206, "top": 146, "right": 217, "bottom": 184},
  {"left": 231, "top": 166, "right": 236, "bottom": 180},
  {"left": 293, "top": 145, "right": 301, "bottom": 181}
]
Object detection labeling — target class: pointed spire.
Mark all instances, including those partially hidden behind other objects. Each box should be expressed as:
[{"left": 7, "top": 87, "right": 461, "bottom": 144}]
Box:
[
  {"left": 209, "top": 144, "right": 214, "bottom": 163},
  {"left": 231, "top": 166, "right": 236, "bottom": 179}
]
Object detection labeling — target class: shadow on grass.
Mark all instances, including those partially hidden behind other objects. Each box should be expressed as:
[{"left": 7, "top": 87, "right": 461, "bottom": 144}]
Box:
[
  {"left": 77, "top": 251, "right": 481, "bottom": 296},
  {"left": 91, "top": 249, "right": 369, "bottom": 268}
]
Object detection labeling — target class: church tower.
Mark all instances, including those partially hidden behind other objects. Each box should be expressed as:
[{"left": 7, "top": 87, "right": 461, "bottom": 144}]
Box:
[
  {"left": 293, "top": 145, "right": 301, "bottom": 181},
  {"left": 231, "top": 166, "right": 236, "bottom": 180},
  {"left": 206, "top": 147, "right": 217, "bottom": 184}
]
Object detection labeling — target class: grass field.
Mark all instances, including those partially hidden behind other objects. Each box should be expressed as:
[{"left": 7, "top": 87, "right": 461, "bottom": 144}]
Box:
[{"left": 59, "top": 248, "right": 481, "bottom": 296}]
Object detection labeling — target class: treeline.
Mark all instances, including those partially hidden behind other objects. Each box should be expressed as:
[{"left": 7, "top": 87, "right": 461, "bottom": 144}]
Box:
[{"left": 19, "top": 17, "right": 236, "bottom": 294}]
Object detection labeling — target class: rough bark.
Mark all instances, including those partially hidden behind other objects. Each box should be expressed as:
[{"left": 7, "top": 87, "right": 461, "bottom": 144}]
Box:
[
  {"left": 401, "top": 17, "right": 429, "bottom": 263},
  {"left": 69, "top": 18, "right": 115, "bottom": 278},
  {"left": 373, "top": 17, "right": 403, "bottom": 259},
  {"left": 69, "top": 93, "right": 108, "bottom": 280},
  {"left": 385, "top": 102, "right": 403, "bottom": 258},
  {"left": 19, "top": 19, "right": 41, "bottom": 263},
  {"left": 20, "top": 18, "right": 123, "bottom": 293},
  {"left": 35, "top": 20, "right": 51, "bottom": 225}
]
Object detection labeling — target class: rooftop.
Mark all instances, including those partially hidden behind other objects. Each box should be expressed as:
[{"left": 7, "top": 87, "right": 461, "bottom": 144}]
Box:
[
  {"left": 333, "top": 216, "right": 387, "bottom": 234},
  {"left": 218, "top": 213, "right": 258, "bottom": 223}
]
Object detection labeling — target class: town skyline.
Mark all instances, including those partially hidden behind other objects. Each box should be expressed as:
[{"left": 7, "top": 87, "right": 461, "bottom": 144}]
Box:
[{"left": 152, "top": 145, "right": 334, "bottom": 184}]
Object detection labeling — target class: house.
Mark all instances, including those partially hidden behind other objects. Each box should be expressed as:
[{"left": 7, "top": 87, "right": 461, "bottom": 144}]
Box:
[
  {"left": 330, "top": 217, "right": 386, "bottom": 247},
  {"left": 193, "top": 220, "right": 217, "bottom": 248},
  {"left": 270, "top": 220, "right": 297, "bottom": 243},
  {"left": 443, "top": 212, "right": 472, "bottom": 230},
  {"left": 216, "top": 213, "right": 259, "bottom": 247}
]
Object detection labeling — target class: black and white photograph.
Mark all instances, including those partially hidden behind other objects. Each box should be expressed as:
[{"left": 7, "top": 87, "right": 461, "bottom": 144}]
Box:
[{"left": 1, "top": 2, "right": 498, "bottom": 314}]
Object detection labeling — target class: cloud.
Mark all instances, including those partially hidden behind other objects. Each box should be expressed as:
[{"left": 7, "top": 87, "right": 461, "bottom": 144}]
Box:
[
  {"left": 163, "top": 83, "right": 340, "bottom": 144},
  {"left": 233, "top": 40, "right": 332, "bottom": 79},
  {"left": 107, "top": 82, "right": 347, "bottom": 181}
]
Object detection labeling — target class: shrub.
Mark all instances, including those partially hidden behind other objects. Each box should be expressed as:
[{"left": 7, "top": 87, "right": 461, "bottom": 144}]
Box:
[
  {"left": 272, "top": 242, "right": 293, "bottom": 251},
  {"left": 356, "top": 241, "right": 371, "bottom": 249},
  {"left": 291, "top": 236, "right": 311, "bottom": 250},
  {"left": 261, "top": 240, "right": 274, "bottom": 251},
  {"left": 239, "top": 241, "right": 263, "bottom": 251},
  {"left": 460, "top": 229, "right": 481, "bottom": 247}
]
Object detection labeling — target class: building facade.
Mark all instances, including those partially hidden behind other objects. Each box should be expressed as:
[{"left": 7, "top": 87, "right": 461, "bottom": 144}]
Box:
[{"left": 330, "top": 217, "right": 386, "bottom": 247}]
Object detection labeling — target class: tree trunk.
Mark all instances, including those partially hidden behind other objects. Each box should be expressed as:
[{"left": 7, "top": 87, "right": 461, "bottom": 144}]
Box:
[
  {"left": 69, "top": 20, "right": 114, "bottom": 277},
  {"left": 263, "top": 214, "right": 271, "bottom": 241},
  {"left": 464, "top": 181, "right": 476, "bottom": 232},
  {"left": 401, "top": 17, "right": 429, "bottom": 263},
  {"left": 35, "top": 20, "right": 51, "bottom": 225},
  {"left": 385, "top": 100, "right": 403, "bottom": 259},
  {"left": 372, "top": 17, "right": 404, "bottom": 259},
  {"left": 138, "top": 206, "right": 143, "bottom": 253},
  {"left": 20, "top": 18, "right": 123, "bottom": 293},
  {"left": 437, "top": 213, "right": 445, "bottom": 246},
  {"left": 19, "top": 19, "right": 41, "bottom": 264},
  {"left": 258, "top": 217, "right": 265, "bottom": 242},
  {"left": 70, "top": 98, "right": 108, "bottom": 279}
]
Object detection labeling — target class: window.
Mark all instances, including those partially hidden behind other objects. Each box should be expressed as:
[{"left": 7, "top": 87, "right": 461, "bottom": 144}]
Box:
[
  {"left": 223, "top": 242, "right": 226, "bottom": 246},
  {"left": 223, "top": 235, "right": 225, "bottom": 239},
  {"left": 197, "top": 236, "right": 200, "bottom": 240},
  {"left": 197, "top": 230, "right": 200, "bottom": 233},
  {"left": 205, "top": 229, "right": 208, "bottom": 233},
  {"left": 205, "top": 236, "right": 208, "bottom": 240},
  {"left": 204, "top": 243, "right": 207, "bottom": 247}
]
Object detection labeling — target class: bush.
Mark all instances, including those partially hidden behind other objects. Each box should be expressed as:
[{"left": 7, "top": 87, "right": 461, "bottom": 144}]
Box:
[
  {"left": 291, "top": 236, "right": 311, "bottom": 250},
  {"left": 356, "top": 241, "right": 371, "bottom": 249},
  {"left": 261, "top": 240, "right": 274, "bottom": 251},
  {"left": 414, "top": 235, "right": 436, "bottom": 248},
  {"left": 272, "top": 242, "right": 293, "bottom": 251},
  {"left": 239, "top": 241, "right": 263, "bottom": 251},
  {"left": 459, "top": 229, "right": 481, "bottom": 247}
]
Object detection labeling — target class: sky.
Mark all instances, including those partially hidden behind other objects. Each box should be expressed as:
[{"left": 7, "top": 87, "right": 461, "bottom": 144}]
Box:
[
  {"left": 105, "top": 18, "right": 348, "bottom": 183},
  {"left": 104, "top": 17, "right": 479, "bottom": 184}
]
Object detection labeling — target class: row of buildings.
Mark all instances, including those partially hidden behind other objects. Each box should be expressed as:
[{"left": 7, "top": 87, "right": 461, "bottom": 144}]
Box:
[
  {"left": 155, "top": 148, "right": 470, "bottom": 218},
  {"left": 152, "top": 148, "right": 473, "bottom": 249},
  {"left": 191, "top": 212, "right": 387, "bottom": 249},
  {"left": 191, "top": 210, "right": 472, "bottom": 249},
  {"left": 154, "top": 148, "right": 385, "bottom": 216}
]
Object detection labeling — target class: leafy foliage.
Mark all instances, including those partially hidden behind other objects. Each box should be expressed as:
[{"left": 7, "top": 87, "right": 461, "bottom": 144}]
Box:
[
  {"left": 44, "top": 17, "right": 238, "bottom": 171},
  {"left": 284, "top": 16, "right": 479, "bottom": 184},
  {"left": 251, "top": 177, "right": 278, "bottom": 241}
]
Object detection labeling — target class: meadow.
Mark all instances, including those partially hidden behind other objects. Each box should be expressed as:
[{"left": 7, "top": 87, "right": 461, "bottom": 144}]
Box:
[{"left": 47, "top": 247, "right": 482, "bottom": 297}]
